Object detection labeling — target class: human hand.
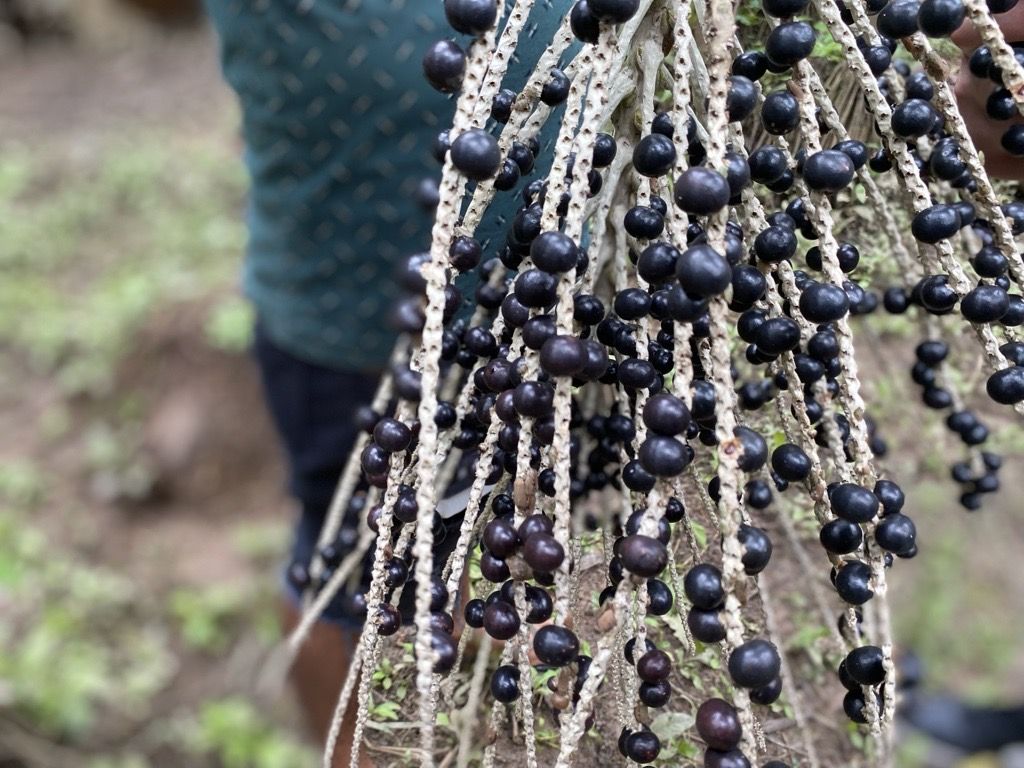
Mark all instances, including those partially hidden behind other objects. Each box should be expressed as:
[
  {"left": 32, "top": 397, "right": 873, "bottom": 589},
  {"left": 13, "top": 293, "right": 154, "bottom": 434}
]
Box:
[{"left": 950, "top": 2, "right": 1024, "bottom": 180}]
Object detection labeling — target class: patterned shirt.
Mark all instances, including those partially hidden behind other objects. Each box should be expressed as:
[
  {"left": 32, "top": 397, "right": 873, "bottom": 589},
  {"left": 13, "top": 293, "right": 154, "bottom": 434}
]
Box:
[{"left": 205, "top": 0, "right": 572, "bottom": 370}]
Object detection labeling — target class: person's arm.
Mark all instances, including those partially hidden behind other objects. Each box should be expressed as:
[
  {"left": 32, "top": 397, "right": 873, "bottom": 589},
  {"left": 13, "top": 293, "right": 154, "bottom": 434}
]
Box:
[{"left": 951, "top": 4, "right": 1024, "bottom": 180}]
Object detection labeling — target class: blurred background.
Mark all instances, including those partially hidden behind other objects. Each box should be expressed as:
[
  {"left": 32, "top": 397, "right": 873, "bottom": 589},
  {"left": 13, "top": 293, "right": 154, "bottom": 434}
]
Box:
[{"left": 0, "top": 2, "right": 1021, "bottom": 767}]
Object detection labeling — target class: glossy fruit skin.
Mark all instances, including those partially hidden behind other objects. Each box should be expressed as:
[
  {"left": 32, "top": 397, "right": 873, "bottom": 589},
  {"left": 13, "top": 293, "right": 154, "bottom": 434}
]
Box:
[
  {"left": 570, "top": 0, "right": 601, "bottom": 43},
  {"left": 763, "top": 0, "right": 809, "bottom": 15},
  {"left": 878, "top": 0, "right": 921, "bottom": 37},
  {"left": 625, "top": 730, "right": 661, "bottom": 762},
  {"left": 820, "top": 518, "right": 864, "bottom": 554},
  {"left": 755, "top": 316, "right": 801, "bottom": 355},
  {"left": 919, "top": 274, "right": 959, "bottom": 315},
  {"left": 727, "top": 76, "right": 758, "bottom": 121},
  {"left": 688, "top": 607, "right": 728, "bottom": 642},
  {"left": 830, "top": 482, "right": 881, "bottom": 523},
  {"left": 892, "top": 98, "right": 938, "bottom": 139},
  {"left": 802, "top": 149, "right": 856, "bottom": 192},
  {"left": 696, "top": 698, "right": 742, "bottom": 750},
  {"left": 748, "top": 146, "right": 789, "bottom": 184},
  {"left": 772, "top": 443, "right": 812, "bottom": 481},
  {"left": 704, "top": 749, "right": 752, "bottom": 768},
  {"left": 587, "top": 0, "right": 641, "bottom": 21},
  {"left": 754, "top": 225, "right": 797, "bottom": 263},
  {"left": 800, "top": 282, "right": 850, "bottom": 322},
  {"left": 533, "top": 625, "right": 580, "bottom": 666},
  {"left": 633, "top": 134, "right": 677, "bottom": 177},
  {"left": 677, "top": 244, "right": 733, "bottom": 298},
  {"left": 1002, "top": 125, "right": 1024, "bottom": 156},
  {"left": 636, "top": 676, "right": 671, "bottom": 707},
  {"left": 912, "top": 204, "right": 960, "bottom": 244},
  {"left": 628, "top": 208, "right": 667, "bottom": 240},
  {"left": 750, "top": 675, "right": 783, "bottom": 705},
  {"left": 761, "top": 91, "right": 800, "bottom": 134},
  {"left": 451, "top": 129, "right": 502, "bottom": 180},
  {"left": 961, "top": 285, "right": 1009, "bottom": 323},
  {"left": 685, "top": 563, "right": 725, "bottom": 609},
  {"left": 987, "top": 366, "right": 1024, "bottom": 404},
  {"left": 674, "top": 168, "right": 731, "bottom": 215},
  {"left": 432, "top": 629, "right": 458, "bottom": 674},
  {"left": 728, "top": 639, "right": 782, "bottom": 688},
  {"left": 738, "top": 525, "right": 773, "bottom": 574},
  {"left": 444, "top": 0, "right": 498, "bottom": 34},
  {"left": 618, "top": 533, "right": 669, "bottom": 576},
  {"left": 483, "top": 600, "right": 520, "bottom": 640},
  {"left": 845, "top": 645, "right": 886, "bottom": 684},
  {"left": 464, "top": 598, "right": 486, "bottom": 628},
  {"left": 733, "top": 50, "right": 769, "bottom": 80},
  {"left": 490, "top": 664, "right": 520, "bottom": 702},
  {"left": 735, "top": 426, "right": 769, "bottom": 472},
  {"left": 765, "top": 21, "right": 816, "bottom": 67},
  {"left": 522, "top": 532, "right": 565, "bottom": 572},
  {"left": 423, "top": 39, "right": 466, "bottom": 93},
  {"left": 918, "top": 0, "right": 966, "bottom": 36},
  {"left": 637, "top": 648, "right": 672, "bottom": 682},
  {"left": 835, "top": 560, "right": 874, "bottom": 604},
  {"left": 643, "top": 393, "right": 692, "bottom": 435}
]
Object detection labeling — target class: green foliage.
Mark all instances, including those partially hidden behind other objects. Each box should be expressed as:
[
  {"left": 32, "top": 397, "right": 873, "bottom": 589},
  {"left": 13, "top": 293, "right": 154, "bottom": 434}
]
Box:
[
  {"left": 0, "top": 138, "right": 245, "bottom": 394},
  {"left": 169, "top": 582, "right": 279, "bottom": 653},
  {"left": 188, "top": 697, "right": 316, "bottom": 768},
  {"left": 0, "top": 507, "right": 176, "bottom": 737},
  {"left": 206, "top": 294, "right": 255, "bottom": 352}
]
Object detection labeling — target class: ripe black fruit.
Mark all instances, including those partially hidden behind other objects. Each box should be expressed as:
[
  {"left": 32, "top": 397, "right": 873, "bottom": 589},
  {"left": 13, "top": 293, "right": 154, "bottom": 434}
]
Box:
[
  {"left": 618, "top": 534, "right": 669, "bottom": 577},
  {"left": 918, "top": 0, "right": 966, "bottom": 36},
  {"left": 523, "top": 532, "right": 565, "bottom": 572},
  {"left": 531, "top": 231, "right": 580, "bottom": 273},
  {"left": 819, "top": 518, "right": 864, "bottom": 554},
  {"left": 643, "top": 393, "right": 691, "bottom": 435},
  {"left": 587, "top": 0, "right": 641, "bottom": 21},
  {"left": 684, "top": 563, "right": 725, "bottom": 609},
  {"left": 986, "top": 366, "right": 1024, "bottom": 404},
  {"left": 772, "top": 443, "right": 812, "bottom": 481},
  {"left": 483, "top": 600, "right": 520, "bottom": 640},
  {"left": 754, "top": 225, "right": 798, "bottom": 263},
  {"left": 845, "top": 645, "right": 886, "bottom": 685},
  {"left": 761, "top": 91, "right": 800, "bottom": 135},
  {"left": 834, "top": 560, "right": 874, "bottom": 605},
  {"left": 800, "top": 282, "right": 850, "bottom": 322},
  {"left": 830, "top": 482, "right": 880, "bottom": 523},
  {"left": 802, "top": 149, "right": 856, "bottom": 192},
  {"left": 533, "top": 625, "right": 580, "bottom": 666},
  {"left": 674, "top": 168, "right": 731, "bottom": 215},
  {"left": 728, "top": 639, "right": 782, "bottom": 688},
  {"left": 765, "top": 22, "right": 816, "bottom": 67},
  {"left": 676, "top": 244, "right": 732, "bottom": 298},
  {"left": 570, "top": 0, "right": 601, "bottom": 43},
  {"left": 961, "top": 285, "right": 1009, "bottom": 323},
  {"left": 636, "top": 648, "right": 672, "bottom": 682},
  {"left": 444, "top": 0, "right": 498, "bottom": 34},
  {"left": 878, "top": 0, "right": 921, "bottom": 37},
  {"left": 892, "top": 99, "right": 939, "bottom": 139},
  {"left": 696, "top": 698, "right": 742, "bottom": 750},
  {"left": 688, "top": 607, "right": 728, "bottom": 642},
  {"left": 738, "top": 525, "right": 773, "bottom": 574},
  {"left": 491, "top": 664, "right": 520, "bottom": 702},
  {"left": 633, "top": 134, "right": 677, "bottom": 177},
  {"left": 451, "top": 129, "right": 502, "bottom": 180},
  {"left": 423, "top": 40, "right": 466, "bottom": 93}
]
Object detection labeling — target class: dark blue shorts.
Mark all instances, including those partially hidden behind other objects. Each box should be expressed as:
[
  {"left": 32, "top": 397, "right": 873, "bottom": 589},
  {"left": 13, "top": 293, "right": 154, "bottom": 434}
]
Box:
[{"left": 252, "top": 322, "right": 464, "bottom": 629}]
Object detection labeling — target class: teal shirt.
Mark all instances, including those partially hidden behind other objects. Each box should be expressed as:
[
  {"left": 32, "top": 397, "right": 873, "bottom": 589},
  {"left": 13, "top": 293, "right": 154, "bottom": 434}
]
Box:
[{"left": 205, "top": 0, "right": 573, "bottom": 370}]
